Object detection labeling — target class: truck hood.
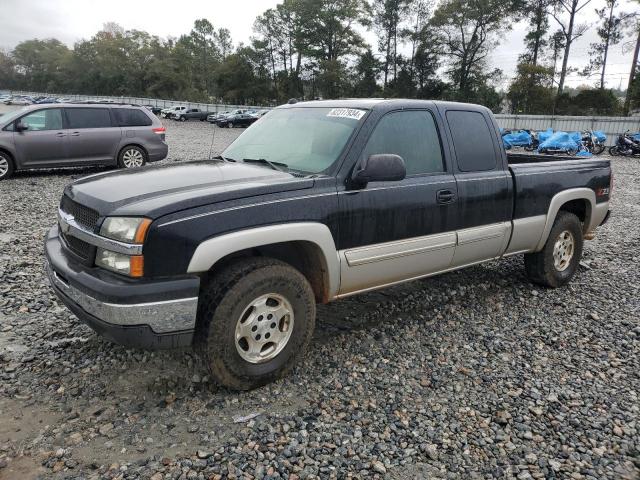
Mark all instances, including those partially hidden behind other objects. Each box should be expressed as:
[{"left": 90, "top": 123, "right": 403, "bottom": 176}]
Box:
[{"left": 64, "top": 161, "right": 315, "bottom": 218}]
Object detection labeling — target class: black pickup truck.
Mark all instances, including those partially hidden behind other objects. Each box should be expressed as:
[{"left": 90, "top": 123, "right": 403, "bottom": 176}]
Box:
[
  {"left": 45, "top": 99, "right": 612, "bottom": 390},
  {"left": 172, "top": 108, "right": 211, "bottom": 122}
]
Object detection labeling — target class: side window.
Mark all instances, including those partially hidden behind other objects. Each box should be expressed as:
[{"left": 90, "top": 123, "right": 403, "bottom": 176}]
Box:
[
  {"left": 446, "top": 110, "right": 497, "bottom": 172},
  {"left": 113, "top": 108, "right": 152, "bottom": 127},
  {"left": 362, "top": 110, "right": 444, "bottom": 176},
  {"left": 19, "top": 109, "right": 63, "bottom": 131},
  {"left": 66, "top": 108, "right": 112, "bottom": 129}
]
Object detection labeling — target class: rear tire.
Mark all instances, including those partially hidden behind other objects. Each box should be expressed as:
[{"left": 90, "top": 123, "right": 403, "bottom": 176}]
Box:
[
  {"left": 117, "top": 146, "right": 147, "bottom": 169},
  {"left": 592, "top": 144, "right": 605, "bottom": 155},
  {"left": 524, "top": 211, "right": 583, "bottom": 288},
  {"left": 196, "top": 257, "right": 316, "bottom": 390},
  {"left": 0, "top": 151, "right": 15, "bottom": 180}
]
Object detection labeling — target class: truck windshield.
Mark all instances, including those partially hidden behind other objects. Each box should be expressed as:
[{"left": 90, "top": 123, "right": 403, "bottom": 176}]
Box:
[{"left": 222, "top": 107, "right": 364, "bottom": 174}]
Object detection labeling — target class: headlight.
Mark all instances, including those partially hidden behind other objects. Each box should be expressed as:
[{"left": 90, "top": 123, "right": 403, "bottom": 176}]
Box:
[
  {"left": 100, "top": 217, "right": 151, "bottom": 244},
  {"left": 96, "top": 249, "right": 144, "bottom": 277}
]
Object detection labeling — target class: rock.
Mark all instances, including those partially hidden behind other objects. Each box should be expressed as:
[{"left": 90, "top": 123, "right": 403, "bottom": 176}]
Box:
[
  {"left": 494, "top": 410, "right": 512, "bottom": 425},
  {"left": 371, "top": 460, "right": 386, "bottom": 474},
  {"left": 66, "top": 433, "right": 83, "bottom": 445},
  {"left": 99, "top": 423, "right": 114, "bottom": 435},
  {"left": 197, "top": 450, "right": 213, "bottom": 459}
]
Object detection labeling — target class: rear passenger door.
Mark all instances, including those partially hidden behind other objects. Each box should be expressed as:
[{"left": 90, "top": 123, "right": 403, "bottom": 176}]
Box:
[
  {"left": 64, "top": 108, "right": 121, "bottom": 165},
  {"left": 337, "top": 109, "right": 458, "bottom": 295},
  {"left": 443, "top": 109, "right": 512, "bottom": 267}
]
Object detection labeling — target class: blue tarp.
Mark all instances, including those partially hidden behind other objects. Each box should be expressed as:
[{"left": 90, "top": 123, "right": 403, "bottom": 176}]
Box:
[
  {"left": 502, "top": 130, "right": 532, "bottom": 147},
  {"left": 538, "top": 131, "right": 581, "bottom": 153},
  {"left": 538, "top": 128, "right": 554, "bottom": 143},
  {"left": 633, "top": 133, "right": 640, "bottom": 142},
  {"left": 569, "top": 131, "right": 582, "bottom": 143},
  {"left": 592, "top": 130, "right": 606, "bottom": 143}
]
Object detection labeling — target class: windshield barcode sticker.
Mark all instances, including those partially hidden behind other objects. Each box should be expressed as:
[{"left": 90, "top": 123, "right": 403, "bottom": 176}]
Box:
[{"left": 327, "top": 108, "right": 366, "bottom": 120}]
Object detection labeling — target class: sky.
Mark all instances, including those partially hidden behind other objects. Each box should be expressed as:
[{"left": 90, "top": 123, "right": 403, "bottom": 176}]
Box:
[{"left": 0, "top": 0, "right": 637, "bottom": 90}]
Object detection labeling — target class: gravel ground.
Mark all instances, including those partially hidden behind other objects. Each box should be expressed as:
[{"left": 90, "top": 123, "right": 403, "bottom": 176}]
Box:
[{"left": 0, "top": 119, "right": 639, "bottom": 479}]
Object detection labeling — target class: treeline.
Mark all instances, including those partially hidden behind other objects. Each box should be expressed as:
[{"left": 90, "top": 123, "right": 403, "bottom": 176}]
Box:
[{"left": 1, "top": 0, "right": 639, "bottom": 114}]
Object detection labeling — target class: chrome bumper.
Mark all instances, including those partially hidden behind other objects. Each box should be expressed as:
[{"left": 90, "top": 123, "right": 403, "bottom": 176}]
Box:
[{"left": 46, "top": 261, "right": 198, "bottom": 334}]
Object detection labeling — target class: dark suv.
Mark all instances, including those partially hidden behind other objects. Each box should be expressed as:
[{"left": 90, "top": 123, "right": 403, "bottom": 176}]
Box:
[{"left": 0, "top": 103, "right": 168, "bottom": 180}]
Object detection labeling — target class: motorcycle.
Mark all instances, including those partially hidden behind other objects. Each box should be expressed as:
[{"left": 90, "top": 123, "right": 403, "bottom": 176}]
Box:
[
  {"left": 609, "top": 131, "right": 640, "bottom": 157},
  {"left": 581, "top": 130, "right": 606, "bottom": 155}
]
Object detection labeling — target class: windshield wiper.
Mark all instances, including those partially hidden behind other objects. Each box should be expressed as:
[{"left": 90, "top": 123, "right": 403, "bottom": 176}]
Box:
[
  {"left": 243, "top": 158, "right": 288, "bottom": 171},
  {"left": 211, "top": 154, "right": 236, "bottom": 162}
]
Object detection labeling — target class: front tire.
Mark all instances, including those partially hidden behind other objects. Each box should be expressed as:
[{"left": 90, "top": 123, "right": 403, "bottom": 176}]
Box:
[
  {"left": 197, "top": 257, "right": 316, "bottom": 390},
  {"left": 609, "top": 146, "right": 619, "bottom": 156},
  {"left": 179, "top": 116, "right": 186, "bottom": 122},
  {"left": 118, "top": 146, "right": 147, "bottom": 169},
  {"left": 524, "top": 211, "right": 583, "bottom": 288},
  {"left": 0, "top": 151, "right": 15, "bottom": 180}
]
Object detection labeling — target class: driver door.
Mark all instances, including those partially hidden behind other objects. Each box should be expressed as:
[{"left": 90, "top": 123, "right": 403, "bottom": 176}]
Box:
[
  {"left": 13, "top": 108, "right": 69, "bottom": 167},
  {"left": 336, "top": 109, "right": 458, "bottom": 295}
]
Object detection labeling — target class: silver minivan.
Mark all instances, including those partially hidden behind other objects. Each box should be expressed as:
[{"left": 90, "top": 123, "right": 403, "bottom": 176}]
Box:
[{"left": 0, "top": 103, "right": 168, "bottom": 180}]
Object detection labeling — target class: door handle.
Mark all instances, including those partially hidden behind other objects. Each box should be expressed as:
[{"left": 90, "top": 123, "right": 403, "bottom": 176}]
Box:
[
  {"left": 55, "top": 132, "right": 66, "bottom": 137},
  {"left": 436, "top": 189, "right": 456, "bottom": 204},
  {"left": 70, "top": 132, "right": 80, "bottom": 137}
]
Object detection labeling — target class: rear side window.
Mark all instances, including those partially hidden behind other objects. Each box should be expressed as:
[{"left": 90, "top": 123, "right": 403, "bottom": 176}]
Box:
[
  {"left": 362, "top": 110, "right": 444, "bottom": 176},
  {"left": 66, "top": 108, "right": 112, "bottom": 129},
  {"left": 113, "top": 108, "right": 152, "bottom": 127},
  {"left": 446, "top": 110, "right": 496, "bottom": 172}
]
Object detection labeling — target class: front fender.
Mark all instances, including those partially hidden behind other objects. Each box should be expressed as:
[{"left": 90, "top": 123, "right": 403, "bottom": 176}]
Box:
[{"left": 186, "top": 222, "right": 341, "bottom": 299}]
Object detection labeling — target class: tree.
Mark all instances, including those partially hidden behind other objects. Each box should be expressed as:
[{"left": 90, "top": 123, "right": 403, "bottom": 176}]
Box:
[
  {"left": 430, "top": 0, "right": 515, "bottom": 101},
  {"left": 623, "top": 7, "right": 640, "bottom": 115},
  {"left": 298, "top": 0, "right": 371, "bottom": 98},
  {"left": 352, "top": 49, "right": 383, "bottom": 96},
  {"left": 551, "top": 0, "right": 592, "bottom": 96},
  {"left": 520, "top": 0, "right": 552, "bottom": 66},
  {"left": 401, "top": 0, "right": 433, "bottom": 85},
  {"left": 0, "top": 49, "right": 16, "bottom": 89},
  {"left": 373, "top": 0, "right": 412, "bottom": 89},
  {"left": 11, "top": 39, "right": 72, "bottom": 91},
  {"left": 507, "top": 63, "right": 555, "bottom": 113},
  {"left": 585, "top": 0, "right": 629, "bottom": 89}
]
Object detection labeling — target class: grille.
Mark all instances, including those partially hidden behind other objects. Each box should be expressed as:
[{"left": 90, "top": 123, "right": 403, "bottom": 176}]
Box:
[
  {"left": 60, "top": 195, "right": 100, "bottom": 231},
  {"left": 61, "top": 232, "right": 94, "bottom": 261}
]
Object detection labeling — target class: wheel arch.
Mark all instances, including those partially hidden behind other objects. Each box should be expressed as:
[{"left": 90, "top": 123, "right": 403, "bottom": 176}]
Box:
[
  {"left": 535, "top": 188, "right": 595, "bottom": 251},
  {"left": 187, "top": 223, "right": 340, "bottom": 302},
  {"left": 117, "top": 143, "right": 148, "bottom": 162},
  {"left": 0, "top": 147, "right": 16, "bottom": 163}
]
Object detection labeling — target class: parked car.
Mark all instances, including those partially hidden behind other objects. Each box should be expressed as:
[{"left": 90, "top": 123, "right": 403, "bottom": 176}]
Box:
[
  {"left": 44, "top": 99, "right": 611, "bottom": 390},
  {"left": 211, "top": 109, "right": 247, "bottom": 126},
  {"left": 5, "top": 96, "right": 33, "bottom": 106},
  {"left": 160, "top": 106, "right": 187, "bottom": 118},
  {"left": 34, "top": 97, "right": 60, "bottom": 104},
  {"left": 217, "top": 112, "right": 259, "bottom": 128},
  {"left": 207, "top": 111, "right": 229, "bottom": 124},
  {"left": 0, "top": 103, "right": 168, "bottom": 180},
  {"left": 144, "top": 105, "right": 162, "bottom": 116},
  {"left": 172, "top": 108, "right": 212, "bottom": 122}
]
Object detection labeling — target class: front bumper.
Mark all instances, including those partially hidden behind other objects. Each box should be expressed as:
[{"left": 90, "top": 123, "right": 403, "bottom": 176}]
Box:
[{"left": 45, "top": 225, "right": 200, "bottom": 349}]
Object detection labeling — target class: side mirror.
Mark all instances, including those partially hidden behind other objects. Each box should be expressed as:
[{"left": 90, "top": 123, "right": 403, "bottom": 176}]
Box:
[
  {"left": 352, "top": 154, "right": 406, "bottom": 186},
  {"left": 15, "top": 121, "right": 28, "bottom": 132}
]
